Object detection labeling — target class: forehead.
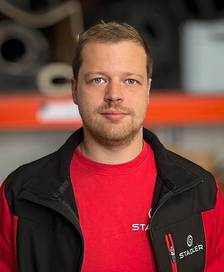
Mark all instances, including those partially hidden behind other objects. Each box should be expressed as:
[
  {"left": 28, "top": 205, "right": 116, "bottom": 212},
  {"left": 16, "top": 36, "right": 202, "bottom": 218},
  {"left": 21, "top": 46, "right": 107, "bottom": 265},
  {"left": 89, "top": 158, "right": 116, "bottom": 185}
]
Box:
[
  {"left": 80, "top": 41, "right": 147, "bottom": 73},
  {"left": 82, "top": 41, "right": 146, "bottom": 58}
]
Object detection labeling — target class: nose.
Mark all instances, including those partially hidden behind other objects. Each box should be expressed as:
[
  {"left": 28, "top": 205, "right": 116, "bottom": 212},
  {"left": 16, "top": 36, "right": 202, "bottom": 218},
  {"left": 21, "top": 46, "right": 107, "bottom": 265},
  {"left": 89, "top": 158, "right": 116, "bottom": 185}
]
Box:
[{"left": 104, "top": 80, "right": 123, "bottom": 104}]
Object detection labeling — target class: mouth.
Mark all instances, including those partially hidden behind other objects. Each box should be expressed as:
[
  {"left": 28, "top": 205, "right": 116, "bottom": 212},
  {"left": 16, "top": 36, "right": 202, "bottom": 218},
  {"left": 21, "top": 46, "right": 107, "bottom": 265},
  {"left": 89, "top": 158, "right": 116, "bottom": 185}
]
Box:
[{"left": 101, "top": 111, "right": 129, "bottom": 121}]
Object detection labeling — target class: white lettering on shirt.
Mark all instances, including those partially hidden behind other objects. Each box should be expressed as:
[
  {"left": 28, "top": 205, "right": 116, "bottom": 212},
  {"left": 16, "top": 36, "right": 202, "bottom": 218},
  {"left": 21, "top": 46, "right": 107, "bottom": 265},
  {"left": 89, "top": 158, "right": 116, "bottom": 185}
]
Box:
[{"left": 132, "top": 223, "right": 150, "bottom": 231}]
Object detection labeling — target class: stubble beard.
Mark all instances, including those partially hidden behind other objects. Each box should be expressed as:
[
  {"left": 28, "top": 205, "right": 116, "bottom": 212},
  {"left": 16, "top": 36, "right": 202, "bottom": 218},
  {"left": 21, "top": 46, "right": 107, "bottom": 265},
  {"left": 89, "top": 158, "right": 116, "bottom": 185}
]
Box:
[{"left": 80, "top": 106, "right": 144, "bottom": 148}]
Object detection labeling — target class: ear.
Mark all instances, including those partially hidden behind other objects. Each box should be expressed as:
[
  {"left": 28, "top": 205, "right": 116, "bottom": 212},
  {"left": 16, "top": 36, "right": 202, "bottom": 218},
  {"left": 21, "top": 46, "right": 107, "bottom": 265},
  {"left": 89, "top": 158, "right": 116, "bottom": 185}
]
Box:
[
  {"left": 71, "top": 79, "right": 78, "bottom": 105},
  {"left": 147, "top": 78, "right": 152, "bottom": 103}
]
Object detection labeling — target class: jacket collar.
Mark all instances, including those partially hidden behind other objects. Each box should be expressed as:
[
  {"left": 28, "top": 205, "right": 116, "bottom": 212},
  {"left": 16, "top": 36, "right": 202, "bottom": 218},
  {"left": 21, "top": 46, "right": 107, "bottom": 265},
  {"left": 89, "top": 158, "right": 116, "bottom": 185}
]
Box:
[
  {"left": 60, "top": 127, "right": 203, "bottom": 189},
  {"left": 143, "top": 128, "right": 202, "bottom": 191},
  {"left": 22, "top": 127, "right": 205, "bottom": 199}
]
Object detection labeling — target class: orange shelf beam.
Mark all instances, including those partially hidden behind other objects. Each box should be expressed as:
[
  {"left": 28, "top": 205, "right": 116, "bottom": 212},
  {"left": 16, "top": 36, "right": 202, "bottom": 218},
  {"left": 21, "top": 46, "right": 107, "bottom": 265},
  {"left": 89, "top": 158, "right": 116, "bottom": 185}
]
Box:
[
  {"left": 0, "top": 93, "right": 224, "bottom": 130},
  {"left": 146, "top": 93, "right": 224, "bottom": 126}
]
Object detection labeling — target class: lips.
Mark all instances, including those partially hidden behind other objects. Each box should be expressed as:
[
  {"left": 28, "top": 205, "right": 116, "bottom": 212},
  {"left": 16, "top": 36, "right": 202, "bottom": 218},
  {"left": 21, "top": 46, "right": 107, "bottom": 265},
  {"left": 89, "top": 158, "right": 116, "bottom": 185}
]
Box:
[{"left": 101, "top": 111, "right": 128, "bottom": 121}]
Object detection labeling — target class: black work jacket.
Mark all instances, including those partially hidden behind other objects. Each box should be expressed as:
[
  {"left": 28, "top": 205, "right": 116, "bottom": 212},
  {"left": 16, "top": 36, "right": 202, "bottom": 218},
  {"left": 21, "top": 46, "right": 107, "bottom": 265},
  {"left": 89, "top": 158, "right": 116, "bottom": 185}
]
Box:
[{"left": 4, "top": 128, "right": 217, "bottom": 271}]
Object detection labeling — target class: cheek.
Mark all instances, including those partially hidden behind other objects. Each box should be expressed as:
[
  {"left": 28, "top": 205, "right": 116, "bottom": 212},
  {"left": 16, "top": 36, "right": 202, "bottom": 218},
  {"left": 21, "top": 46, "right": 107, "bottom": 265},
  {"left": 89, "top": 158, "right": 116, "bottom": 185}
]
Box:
[
  {"left": 77, "top": 92, "right": 99, "bottom": 114},
  {"left": 133, "top": 93, "right": 148, "bottom": 111},
  {"left": 77, "top": 84, "right": 101, "bottom": 102},
  {"left": 138, "top": 102, "right": 148, "bottom": 118}
]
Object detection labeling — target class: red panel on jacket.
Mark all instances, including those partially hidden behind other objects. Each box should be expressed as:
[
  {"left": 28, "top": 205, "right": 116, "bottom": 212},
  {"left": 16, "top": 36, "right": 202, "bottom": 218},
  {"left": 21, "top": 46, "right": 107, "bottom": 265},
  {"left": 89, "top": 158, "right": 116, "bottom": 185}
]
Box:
[
  {"left": 0, "top": 185, "right": 18, "bottom": 272},
  {"left": 202, "top": 182, "right": 224, "bottom": 272}
]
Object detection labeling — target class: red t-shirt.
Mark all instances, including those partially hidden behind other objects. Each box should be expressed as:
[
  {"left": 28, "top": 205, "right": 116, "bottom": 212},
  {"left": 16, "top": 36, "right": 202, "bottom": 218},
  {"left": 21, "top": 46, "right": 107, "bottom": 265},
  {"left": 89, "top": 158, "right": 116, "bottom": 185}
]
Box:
[{"left": 70, "top": 142, "right": 157, "bottom": 271}]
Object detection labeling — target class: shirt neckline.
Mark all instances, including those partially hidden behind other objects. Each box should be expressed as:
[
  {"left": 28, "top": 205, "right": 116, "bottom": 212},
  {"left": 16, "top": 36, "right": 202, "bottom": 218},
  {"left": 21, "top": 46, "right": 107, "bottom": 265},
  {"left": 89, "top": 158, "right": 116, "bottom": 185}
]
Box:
[{"left": 71, "top": 141, "right": 152, "bottom": 175}]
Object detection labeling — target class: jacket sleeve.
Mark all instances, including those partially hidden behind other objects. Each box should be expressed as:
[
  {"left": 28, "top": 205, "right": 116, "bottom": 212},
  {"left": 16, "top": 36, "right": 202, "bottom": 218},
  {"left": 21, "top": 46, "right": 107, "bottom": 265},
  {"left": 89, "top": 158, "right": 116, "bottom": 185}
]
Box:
[
  {"left": 0, "top": 183, "right": 18, "bottom": 272},
  {"left": 203, "top": 181, "right": 224, "bottom": 272}
]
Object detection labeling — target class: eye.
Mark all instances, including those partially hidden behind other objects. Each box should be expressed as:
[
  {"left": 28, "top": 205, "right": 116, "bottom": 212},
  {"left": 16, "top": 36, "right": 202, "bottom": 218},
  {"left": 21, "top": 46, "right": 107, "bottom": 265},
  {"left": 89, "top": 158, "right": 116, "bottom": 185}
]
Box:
[
  {"left": 92, "top": 78, "right": 107, "bottom": 84},
  {"left": 126, "top": 79, "right": 138, "bottom": 85}
]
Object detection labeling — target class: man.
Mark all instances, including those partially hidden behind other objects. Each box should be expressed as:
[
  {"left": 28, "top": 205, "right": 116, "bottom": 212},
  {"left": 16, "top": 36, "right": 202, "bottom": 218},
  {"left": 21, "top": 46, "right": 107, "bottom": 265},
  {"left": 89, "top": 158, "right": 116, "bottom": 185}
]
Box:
[{"left": 0, "top": 21, "right": 224, "bottom": 272}]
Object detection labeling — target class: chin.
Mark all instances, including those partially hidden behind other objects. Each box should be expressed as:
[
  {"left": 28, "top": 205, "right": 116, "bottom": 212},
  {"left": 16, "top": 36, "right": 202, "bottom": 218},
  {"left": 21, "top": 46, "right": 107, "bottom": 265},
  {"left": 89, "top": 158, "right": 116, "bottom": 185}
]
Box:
[{"left": 86, "top": 121, "right": 143, "bottom": 147}]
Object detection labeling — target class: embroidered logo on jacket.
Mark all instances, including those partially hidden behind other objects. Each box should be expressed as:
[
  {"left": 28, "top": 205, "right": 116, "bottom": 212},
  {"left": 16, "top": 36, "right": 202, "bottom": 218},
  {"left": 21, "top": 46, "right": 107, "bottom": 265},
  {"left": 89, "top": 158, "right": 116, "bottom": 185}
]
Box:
[
  {"left": 186, "top": 235, "right": 193, "bottom": 247},
  {"left": 179, "top": 234, "right": 204, "bottom": 260}
]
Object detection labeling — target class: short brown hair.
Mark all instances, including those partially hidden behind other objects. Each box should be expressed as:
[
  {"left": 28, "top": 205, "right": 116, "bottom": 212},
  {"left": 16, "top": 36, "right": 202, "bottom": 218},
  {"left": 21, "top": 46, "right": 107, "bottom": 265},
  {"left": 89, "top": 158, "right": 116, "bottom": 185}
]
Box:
[{"left": 72, "top": 21, "right": 153, "bottom": 79}]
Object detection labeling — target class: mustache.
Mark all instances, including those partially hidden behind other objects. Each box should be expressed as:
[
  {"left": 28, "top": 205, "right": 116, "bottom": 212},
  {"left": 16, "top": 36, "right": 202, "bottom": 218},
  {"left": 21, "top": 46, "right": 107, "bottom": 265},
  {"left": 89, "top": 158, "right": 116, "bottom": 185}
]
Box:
[{"left": 96, "top": 104, "right": 134, "bottom": 115}]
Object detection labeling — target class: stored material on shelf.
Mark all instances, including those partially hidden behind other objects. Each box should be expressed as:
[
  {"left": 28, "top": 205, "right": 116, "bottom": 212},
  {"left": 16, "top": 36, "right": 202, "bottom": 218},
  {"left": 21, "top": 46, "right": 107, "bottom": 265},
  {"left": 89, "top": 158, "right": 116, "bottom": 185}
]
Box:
[{"left": 0, "top": 0, "right": 82, "bottom": 28}]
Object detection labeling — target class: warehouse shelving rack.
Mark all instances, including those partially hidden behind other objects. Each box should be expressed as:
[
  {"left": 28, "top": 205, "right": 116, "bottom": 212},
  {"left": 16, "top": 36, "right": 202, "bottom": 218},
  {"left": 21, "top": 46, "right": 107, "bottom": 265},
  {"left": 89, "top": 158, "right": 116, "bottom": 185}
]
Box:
[{"left": 1, "top": 92, "right": 224, "bottom": 130}]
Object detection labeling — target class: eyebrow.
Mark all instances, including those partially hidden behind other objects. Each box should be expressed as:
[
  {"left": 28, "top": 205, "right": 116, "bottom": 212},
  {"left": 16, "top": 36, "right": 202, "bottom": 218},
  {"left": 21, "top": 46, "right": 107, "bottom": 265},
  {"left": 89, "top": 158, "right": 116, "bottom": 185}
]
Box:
[
  {"left": 84, "top": 72, "right": 108, "bottom": 79},
  {"left": 124, "top": 72, "right": 144, "bottom": 80},
  {"left": 84, "top": 72, "right": 144, "bottom": 80}
]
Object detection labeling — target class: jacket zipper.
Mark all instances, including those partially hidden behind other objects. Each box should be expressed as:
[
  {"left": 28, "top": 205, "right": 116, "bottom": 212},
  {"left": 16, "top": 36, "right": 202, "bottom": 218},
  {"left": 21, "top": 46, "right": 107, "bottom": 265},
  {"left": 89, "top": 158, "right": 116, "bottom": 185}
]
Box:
[
  {"left": 165, "top": 233, "right": 178, "bottom": 272},
  {"left": 149, "top": 178, "right": 204, "bottom": 271},
  {"left": 57, "top": 196, "right": 84, "bottom": 272}
]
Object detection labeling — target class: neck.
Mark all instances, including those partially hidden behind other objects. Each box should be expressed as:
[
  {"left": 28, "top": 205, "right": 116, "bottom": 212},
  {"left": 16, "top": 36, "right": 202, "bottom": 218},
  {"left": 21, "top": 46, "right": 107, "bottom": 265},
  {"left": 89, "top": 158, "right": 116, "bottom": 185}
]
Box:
[{"left": 79, "top": 128, "right": 144, "bottom": 164}]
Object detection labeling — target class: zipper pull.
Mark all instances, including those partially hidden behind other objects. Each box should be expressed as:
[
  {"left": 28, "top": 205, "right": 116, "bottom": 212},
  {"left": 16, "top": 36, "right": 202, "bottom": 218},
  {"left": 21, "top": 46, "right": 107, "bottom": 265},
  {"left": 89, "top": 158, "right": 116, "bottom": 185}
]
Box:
[
  {"left": 169, "top": 246, "right": 176, "bottom": 263},
  {"left": 165, "top": 233, "right": 178, "bottom": 272}
]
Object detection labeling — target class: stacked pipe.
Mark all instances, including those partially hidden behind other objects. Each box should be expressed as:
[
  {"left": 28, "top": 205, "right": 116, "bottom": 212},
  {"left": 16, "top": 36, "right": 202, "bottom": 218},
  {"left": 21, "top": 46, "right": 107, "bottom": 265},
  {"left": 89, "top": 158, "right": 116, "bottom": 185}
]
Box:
[
  {"left": 84, "top": 0, "right": 224, "bottom": 89},
  {"left": 85, "top": 0, "right": 180, "bottom": 89},
  {"left": 0, "top": 0, "right": 83, "bottom": 95},
  {"left": 170, "top": 0, "right": 224, "bottom": 21}
]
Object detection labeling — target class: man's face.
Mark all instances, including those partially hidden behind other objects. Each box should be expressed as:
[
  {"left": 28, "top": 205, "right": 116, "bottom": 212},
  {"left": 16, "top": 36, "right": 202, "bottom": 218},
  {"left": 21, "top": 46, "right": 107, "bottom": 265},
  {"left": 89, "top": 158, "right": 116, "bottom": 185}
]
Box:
[{"left": 72, "top": 41, "right": 151, "bottom": 147}]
